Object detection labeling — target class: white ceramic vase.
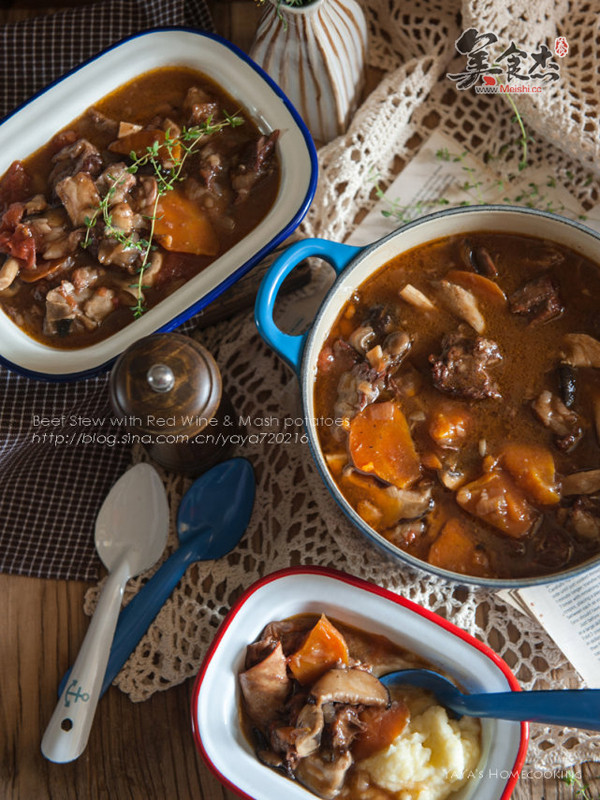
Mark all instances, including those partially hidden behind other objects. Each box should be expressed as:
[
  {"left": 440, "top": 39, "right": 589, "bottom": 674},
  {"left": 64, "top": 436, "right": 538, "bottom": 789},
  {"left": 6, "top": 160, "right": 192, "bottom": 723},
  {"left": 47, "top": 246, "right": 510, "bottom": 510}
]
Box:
[{"left": 250, "top": 0, "right": 368, "bottom": 144}]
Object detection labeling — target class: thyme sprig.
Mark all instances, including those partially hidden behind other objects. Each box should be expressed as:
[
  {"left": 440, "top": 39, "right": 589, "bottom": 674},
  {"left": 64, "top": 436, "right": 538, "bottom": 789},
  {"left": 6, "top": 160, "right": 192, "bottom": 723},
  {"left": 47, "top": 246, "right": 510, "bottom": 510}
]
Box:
[
  {"left": 561, "top": 769, "right": 599, "bottom": 800},
  {"left": 372, "top": 147, "right": 596, "bottom": 229},
  {"left": 83, "top": 111, "right": 244, "bottom": 318}
]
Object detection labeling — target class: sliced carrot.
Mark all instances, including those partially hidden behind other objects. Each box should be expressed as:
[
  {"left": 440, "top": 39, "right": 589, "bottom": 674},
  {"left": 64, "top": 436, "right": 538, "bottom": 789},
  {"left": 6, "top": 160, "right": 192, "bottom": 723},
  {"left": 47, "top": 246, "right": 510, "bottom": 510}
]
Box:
[
  {"left": 353, "top": 701, "right": 410, "bottom": 761},
  {"left": 498, "top": 443, "right": 560, "bottom": 505},
  {"left": 20, "top": 258, "right": 69, "bottom": 283},
  {"left": 421, "top": 451, "right": 443, "bottom": 471},
  {"left": 446, "top": 269, "right": 506, "bottom": 305},
  {"left": 427, "top": 402, "right": 470, "bottom": 449},
  {"left": 428, "top": 518, "right": 492, "bottom": 576},
  {"left": 288, "top": 614, "right": 350, "bottom": 685},
  {"left": 154, "top": 189, "right": 219, "bottom": 256},
  {"left": 108, "top": 129, "right": 181, "bottom": 165},
  {"left": 456, "top": 470, "right": 537, "bottom": 538},
  {"left": 348, "top": 401, "right": 421, "bottom": 489}
]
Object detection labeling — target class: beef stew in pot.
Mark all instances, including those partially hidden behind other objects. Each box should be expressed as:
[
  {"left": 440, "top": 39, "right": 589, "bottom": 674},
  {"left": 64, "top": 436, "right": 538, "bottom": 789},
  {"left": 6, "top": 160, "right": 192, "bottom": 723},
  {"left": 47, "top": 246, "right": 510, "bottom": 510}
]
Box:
[
  {"left": 314, "top": 232, "right": 600, "bottom": 580},
  {"left": 0, "top": 67, "right": 280, "bottom": 348}
]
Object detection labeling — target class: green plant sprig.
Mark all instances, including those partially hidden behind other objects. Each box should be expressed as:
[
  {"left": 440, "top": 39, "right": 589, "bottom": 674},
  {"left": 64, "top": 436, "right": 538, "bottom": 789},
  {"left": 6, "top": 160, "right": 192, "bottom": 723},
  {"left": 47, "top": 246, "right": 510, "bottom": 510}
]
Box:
[
  {"left": 82, "top": 111, "right": 244, "bottom": 318},
  {"left": 372, "top": 148, "right": 596, "bottom": 229},
  {"left": 561, "top": 769, "right": 599, "bottom": 800}
]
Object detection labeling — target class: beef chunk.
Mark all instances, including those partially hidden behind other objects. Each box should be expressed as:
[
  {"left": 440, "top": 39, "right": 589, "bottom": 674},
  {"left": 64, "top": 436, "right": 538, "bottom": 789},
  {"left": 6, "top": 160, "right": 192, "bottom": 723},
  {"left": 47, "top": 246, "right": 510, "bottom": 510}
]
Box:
[
  {"left": 509, "top": 273, "right": 564, "bottom": 324},
  {"left": 231, "top": 130, "right": 279, "bottom": 203},
  {"left": 323, "top": 705, "right": 364, "bottom": 754},
  {"left": 48, "top": 138, "right": 103, "bottom": 192},
  {"left": 429, "top": 333, "right": 502, "bottom": 400}
]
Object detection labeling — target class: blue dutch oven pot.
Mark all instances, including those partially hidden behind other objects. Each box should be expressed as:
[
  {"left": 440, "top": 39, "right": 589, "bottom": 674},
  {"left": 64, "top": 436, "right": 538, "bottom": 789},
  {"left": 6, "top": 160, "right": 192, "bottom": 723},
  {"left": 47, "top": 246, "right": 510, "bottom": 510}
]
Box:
[{"left": 255, "top": 205, "right": 600, "bottom": 587}]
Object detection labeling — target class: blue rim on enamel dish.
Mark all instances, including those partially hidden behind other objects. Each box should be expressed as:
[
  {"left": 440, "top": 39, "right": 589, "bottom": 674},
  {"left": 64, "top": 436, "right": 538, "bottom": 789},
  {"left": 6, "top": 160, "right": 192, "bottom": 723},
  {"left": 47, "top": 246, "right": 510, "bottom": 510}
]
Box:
[{"left": 0, "top": 28, "right": 318, "bottom": 382}]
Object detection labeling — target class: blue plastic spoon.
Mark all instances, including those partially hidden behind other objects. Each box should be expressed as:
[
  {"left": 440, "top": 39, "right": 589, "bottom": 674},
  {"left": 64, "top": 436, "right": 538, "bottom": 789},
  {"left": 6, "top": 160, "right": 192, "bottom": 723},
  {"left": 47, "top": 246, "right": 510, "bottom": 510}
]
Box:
[
  {"left": 381, "top": 669, "right": 600, "bottom": 731},
  {"left": 60, "top": 458, "right": 255, "bottom": 699}
]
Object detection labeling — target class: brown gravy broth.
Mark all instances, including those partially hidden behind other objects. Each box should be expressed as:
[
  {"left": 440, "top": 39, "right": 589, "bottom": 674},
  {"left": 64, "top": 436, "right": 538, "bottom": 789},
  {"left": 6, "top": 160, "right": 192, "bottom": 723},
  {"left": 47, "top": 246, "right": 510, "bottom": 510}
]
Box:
[
  {"left": 0, "top": 67, "right": 280, "bottom": 348},
  {"left": 314, "top": 232, "right": 600, "bottom": 579}
]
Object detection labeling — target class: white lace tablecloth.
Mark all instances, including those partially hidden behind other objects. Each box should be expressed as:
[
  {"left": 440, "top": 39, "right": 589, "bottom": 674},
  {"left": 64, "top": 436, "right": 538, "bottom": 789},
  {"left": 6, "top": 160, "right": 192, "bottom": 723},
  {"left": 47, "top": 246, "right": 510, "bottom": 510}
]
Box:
[{"left": 85, "top": 0, "right": 600, "bottom": 769}]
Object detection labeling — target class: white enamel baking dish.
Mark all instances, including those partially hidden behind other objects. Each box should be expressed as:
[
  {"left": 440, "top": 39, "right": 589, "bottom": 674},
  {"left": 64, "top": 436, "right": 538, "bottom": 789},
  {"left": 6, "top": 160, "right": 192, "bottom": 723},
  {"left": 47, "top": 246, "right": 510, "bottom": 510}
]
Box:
[{"left": 0, "top": 28, "right": 317, "bottom": 380}]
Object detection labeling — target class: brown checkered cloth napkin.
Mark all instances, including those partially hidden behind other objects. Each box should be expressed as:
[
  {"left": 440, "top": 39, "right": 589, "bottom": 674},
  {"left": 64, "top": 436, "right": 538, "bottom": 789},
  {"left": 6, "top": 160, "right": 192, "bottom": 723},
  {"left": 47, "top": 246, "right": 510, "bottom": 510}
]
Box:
[{"left": 0, "top": 0, "right": 214, "bottom": 582}]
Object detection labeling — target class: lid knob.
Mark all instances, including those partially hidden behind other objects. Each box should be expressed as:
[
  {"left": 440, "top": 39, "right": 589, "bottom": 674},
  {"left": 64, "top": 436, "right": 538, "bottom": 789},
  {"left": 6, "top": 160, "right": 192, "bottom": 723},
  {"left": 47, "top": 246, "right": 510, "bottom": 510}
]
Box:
[{"left": 147, "top": 363, "right": 175, "bottom": 393}]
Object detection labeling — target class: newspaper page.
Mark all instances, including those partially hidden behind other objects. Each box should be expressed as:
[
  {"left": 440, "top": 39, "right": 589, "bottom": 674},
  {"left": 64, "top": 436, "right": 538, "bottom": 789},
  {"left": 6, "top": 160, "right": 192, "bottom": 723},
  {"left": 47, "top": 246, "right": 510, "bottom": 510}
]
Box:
[{"left": 498, "top": 569, "right": 600, "bottom": 686}]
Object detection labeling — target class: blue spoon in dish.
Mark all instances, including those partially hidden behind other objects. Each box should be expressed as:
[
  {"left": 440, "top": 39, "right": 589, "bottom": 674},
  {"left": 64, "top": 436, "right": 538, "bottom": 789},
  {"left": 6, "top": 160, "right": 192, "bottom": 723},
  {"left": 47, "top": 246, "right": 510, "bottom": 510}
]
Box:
[
  {"left": 381, "top": 669, "right": 600, "bottom": 730},
  {"left": 60, "top": 457, "right": 255, "bottom": 699}
]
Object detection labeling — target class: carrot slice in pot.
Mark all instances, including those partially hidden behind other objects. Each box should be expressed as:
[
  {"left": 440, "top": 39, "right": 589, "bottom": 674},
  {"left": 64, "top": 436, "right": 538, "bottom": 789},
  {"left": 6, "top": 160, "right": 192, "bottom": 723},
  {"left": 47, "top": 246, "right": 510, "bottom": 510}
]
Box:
[
  {"left": 428, "top": 518, "right": 493, "bottom": 576},
  {"left": 348, "top": 401, "right": 421, "bottom": 489},
  {"left": 498, "top": 442, "right": 560, "bottom": 505},
  {"left": 446, "top": 269, "right": 506, "bottom": 305}
]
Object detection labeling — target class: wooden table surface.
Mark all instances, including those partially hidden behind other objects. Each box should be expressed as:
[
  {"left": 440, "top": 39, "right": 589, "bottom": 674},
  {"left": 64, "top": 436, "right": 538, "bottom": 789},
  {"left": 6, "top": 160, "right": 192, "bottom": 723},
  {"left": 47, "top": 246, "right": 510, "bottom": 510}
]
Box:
[{"left": 1, "top": 1, "right": 599, "bottom": 799}]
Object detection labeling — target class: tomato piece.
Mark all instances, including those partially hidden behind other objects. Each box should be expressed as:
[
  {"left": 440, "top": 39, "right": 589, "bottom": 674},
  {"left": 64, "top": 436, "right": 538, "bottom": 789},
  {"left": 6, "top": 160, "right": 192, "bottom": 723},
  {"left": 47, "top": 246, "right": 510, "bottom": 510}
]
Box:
[
  {"left": 154, "top": 190, "right": 219, "bottom": 256},
  {"left": 456, "top": 470, "right": 537, "bottom": 538},
  {"left": 288, "top": 614, "right": 349, "bottom": 685},
  {"left": 446, "top": 269, "right": 506, "bottom": 305},
  {"left": 428, "top": 518, "right": 492, "bottom": 576},
  {"left": 498, "top": 443, "right": 560, "bottom": 505},
  {"left": 348, "top": 401, "right": 421, "bottom": 489},
  {"left": 353, "top": 701, "right": 410, "bottom": 761}
]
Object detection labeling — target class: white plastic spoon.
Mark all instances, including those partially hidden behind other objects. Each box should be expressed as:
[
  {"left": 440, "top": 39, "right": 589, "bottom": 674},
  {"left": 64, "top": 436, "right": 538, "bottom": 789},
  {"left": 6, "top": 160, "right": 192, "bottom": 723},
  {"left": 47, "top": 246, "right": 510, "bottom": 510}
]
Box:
[{"left": 41, "top": 463, "right": 169, "bottom": 763}]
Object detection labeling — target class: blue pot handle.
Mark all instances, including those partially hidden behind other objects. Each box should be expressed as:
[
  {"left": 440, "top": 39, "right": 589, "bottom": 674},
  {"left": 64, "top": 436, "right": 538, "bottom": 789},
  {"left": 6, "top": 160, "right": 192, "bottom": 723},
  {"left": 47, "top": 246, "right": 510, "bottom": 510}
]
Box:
[{"left": 255, "top": 238, "right": 361, "bottom": 373}]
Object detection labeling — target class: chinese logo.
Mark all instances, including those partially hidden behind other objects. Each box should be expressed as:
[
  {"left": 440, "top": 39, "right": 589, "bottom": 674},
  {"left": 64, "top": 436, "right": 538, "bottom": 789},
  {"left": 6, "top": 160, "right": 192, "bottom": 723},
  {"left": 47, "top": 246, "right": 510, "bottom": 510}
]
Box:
[{"left": 447, "top": 28, "right": 564, "bottom": 93}]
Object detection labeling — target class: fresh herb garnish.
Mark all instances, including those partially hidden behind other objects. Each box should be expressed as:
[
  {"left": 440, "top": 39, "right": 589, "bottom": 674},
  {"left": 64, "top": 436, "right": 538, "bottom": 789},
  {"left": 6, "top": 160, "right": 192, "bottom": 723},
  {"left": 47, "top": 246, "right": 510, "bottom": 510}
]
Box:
[
  {"left": 561, "top": 769, "right": 599, "bottom": 800},
  {"left": 83, "top": 111, "right": 244, "bottom": 318}
]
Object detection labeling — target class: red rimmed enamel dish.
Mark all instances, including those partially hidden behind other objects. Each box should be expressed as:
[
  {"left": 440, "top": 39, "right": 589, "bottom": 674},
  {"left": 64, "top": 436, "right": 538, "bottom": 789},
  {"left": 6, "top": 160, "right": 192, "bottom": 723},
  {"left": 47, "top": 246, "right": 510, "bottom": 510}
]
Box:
[{"left": 191, "top": 566, "right": 528, "bottom": 800}]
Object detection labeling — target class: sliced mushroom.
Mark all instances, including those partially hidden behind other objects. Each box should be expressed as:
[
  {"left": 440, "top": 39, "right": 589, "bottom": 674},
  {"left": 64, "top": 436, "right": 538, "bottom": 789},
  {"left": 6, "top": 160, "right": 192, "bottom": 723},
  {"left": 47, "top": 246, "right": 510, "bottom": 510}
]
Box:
[
  {"left": 471, "top": 245, "right": 498, "bottom": 277},
  {"left": 399, "top": 283, "right": 435, "bottom": 311},
  {"left": 295, "top": 751, "right": 353, "bottom": 800},
  {"left": 0, "top": 257, "right": 20, "bottom": 291},
  {"left": 23, "top": 193, "right": 48, "bottom": 215},
  {"left": 310, "top": 668, "right": 389, "bottom": 708},
  {"left": 294, "top": 703, "right": 325, "bottom": 758},
  {"left": 561, "top": 469, "right": 600, "bottom": 496},
  {"left": 383, "top": 331, "right": 411, "bottom": 359},
  {"left": 348, "top": 325, "right": 375, "bottom": 355},
  {"left": 386, "top": 484, "right": 433, "bottom": 520},
  {"left": 531, "top": 390, "right": 583, "bottom": 451},
  {"left": 437, "top": 280, "right": 485, "bottom": 333},
  {"left": 562, "top": 333, "right": 600, "bottom": 369},
  {"left": 239, "top": 641, "right": 291, "bottom": 726}
]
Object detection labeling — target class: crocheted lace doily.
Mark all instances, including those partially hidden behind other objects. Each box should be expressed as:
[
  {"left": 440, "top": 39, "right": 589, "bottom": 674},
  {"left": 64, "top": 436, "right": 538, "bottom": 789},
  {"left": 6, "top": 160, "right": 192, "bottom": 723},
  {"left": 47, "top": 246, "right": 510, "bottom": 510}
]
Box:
[{"left": 85, "top": 0, "right": 600, "bottom": 769}]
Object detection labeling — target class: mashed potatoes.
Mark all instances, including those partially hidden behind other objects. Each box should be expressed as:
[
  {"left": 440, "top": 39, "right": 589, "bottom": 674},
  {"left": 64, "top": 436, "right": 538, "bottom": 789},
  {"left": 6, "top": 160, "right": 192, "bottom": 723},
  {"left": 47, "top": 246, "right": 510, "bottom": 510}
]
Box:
[{"left": 358, "top": 690, "right": 481, "bottom": 800}]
